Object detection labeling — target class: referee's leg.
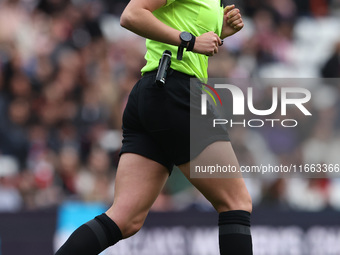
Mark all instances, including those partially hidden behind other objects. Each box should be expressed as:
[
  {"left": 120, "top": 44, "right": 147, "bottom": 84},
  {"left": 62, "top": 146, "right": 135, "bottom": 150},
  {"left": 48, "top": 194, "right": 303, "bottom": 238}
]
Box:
[
  {"left": 178, "top": 141, "right": 253, "bottom": 255},
  {"left": 55, "top": 153, "right": 169, "bottom": 255},
  {"left": 106, "top": 153, "right": 169, "bottom": 238}
]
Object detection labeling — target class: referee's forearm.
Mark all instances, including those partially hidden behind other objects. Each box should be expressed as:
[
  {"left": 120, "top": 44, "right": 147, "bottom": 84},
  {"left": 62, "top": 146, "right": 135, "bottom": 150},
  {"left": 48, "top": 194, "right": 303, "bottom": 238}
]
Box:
[{"left": 120, "top": 8, "right": 181, "bottom": 46}]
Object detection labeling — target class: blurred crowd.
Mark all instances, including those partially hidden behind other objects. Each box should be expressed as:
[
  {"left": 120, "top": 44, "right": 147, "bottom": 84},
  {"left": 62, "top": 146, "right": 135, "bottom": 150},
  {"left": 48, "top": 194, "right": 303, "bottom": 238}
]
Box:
[{"left": 0, "top": 0, "right": 340, "bottom": 212}]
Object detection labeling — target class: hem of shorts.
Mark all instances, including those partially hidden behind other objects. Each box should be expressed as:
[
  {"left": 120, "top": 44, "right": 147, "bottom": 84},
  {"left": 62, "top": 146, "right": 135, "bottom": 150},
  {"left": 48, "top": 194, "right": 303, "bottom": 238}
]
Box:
[
  {"left": 119, "top": 149, "right": 173, "bottom": 174},
  {"left": 175, "top": 134, "right": 231, "bottom": 166}
]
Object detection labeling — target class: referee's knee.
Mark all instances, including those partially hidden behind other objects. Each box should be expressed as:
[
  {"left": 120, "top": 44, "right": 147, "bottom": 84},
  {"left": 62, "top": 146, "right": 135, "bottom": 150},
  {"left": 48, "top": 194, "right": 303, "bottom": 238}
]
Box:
[
  {"left": 214, "top": 192, "right": 252, "bottom": 214},
  {"left": 121, "top": 218, "right": 144, "bottom": 238},
  {"left": 106, "top": 210, "right": 146, "bottom": 239}
]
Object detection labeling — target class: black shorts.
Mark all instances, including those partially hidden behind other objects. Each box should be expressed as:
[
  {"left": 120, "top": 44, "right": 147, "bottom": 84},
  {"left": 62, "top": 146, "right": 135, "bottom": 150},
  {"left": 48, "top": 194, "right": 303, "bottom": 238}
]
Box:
[{"left": 120, "top": 69, "right": 230, "bottom": 173}]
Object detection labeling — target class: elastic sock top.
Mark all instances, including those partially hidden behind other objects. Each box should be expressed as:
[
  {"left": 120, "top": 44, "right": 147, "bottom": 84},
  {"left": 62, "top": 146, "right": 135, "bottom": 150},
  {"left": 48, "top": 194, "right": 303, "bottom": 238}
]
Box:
[
  {"left": 218, "top": 210, "right": 251, "bottom": 227},
  {"left": 95, "top": 213, "right": 123, "bottom": 245}
]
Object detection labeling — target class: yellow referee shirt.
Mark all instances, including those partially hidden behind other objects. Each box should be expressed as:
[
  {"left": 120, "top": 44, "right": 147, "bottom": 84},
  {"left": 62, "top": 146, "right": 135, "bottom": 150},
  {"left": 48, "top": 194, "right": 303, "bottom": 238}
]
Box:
[{"left": 141, "top": 0, "right": 224, "bottom": 79}]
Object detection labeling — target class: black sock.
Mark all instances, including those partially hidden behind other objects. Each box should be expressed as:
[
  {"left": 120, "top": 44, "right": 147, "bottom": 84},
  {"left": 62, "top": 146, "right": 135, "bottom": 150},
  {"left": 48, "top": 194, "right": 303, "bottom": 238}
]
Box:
[
  {"left": 218, "top": 210, "right": 253, "bottom": 255},
  {"left": 55, "top": 213, "right": 122, "bottom": 255}
]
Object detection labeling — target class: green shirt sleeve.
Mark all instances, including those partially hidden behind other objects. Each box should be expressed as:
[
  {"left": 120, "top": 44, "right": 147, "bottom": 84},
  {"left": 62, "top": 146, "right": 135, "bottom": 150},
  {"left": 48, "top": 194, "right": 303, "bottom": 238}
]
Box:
[{"left": 165, "top": 0, "right": 175, "bottom": 7}]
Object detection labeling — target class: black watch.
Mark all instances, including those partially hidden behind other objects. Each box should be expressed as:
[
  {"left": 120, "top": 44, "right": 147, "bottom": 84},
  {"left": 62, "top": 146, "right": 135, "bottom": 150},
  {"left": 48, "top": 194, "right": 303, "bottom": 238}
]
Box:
[{"left": 177, "top": 32, "right": 195, "bottom": 60}]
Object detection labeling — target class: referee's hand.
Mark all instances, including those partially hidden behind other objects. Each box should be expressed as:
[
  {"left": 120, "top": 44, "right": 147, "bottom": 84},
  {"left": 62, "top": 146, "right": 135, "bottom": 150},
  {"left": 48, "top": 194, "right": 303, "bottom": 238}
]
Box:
[
  {"left": 221, "top": 4, "right": 244, "bottom": 39},
  {"left": 193, "top": 31, "right": 222, "bottom": 56}
]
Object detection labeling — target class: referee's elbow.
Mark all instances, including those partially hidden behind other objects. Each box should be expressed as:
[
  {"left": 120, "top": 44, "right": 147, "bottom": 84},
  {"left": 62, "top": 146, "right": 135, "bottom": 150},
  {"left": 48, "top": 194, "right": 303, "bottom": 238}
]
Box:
[{"left": 120, "top": 9, "right": 134, "bottom": 30}]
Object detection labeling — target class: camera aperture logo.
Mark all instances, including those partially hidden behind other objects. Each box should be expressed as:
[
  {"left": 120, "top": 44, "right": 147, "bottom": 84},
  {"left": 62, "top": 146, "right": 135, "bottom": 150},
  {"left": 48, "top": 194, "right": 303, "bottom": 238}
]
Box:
[
  {"left": 200, "top": 83, "right": 223, "bottom": 108},
  {"left": 201, "top": 84, "right": 312, "bottom": 128}
]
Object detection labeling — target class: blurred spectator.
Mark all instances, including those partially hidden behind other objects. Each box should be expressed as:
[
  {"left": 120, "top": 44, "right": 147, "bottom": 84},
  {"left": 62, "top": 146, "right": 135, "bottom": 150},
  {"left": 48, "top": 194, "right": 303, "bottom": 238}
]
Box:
[
  {"left": 321, "top": 41, "right": 340, "bottom": 78},
  {"left": 294, "top": 0, "right": 329, "bottom": 16},
  {"left": 0, "top": 156, "right": 22, "bottom": 211},
  {"left": 0, "top": 98, "right": 30, "bottom": 167},
  {"left": 262, "top": 179, "right": 288, "bottom": 209},
  {"left": 251, "top": 7, "right": 295, "bottom": 66},
  {"left": 285, "top": 178, "right": 329, "bottom": 211},
  {"left": 75, "top": 85, "right": 109, "bottom": 135},
  {"left": 329, "top": 179, "right": 340, "bottom": 210},
  {"left": 75, "top": 147, "right": 115, "bottom": 203},
  {"left": 309, "top": 0, "right": 329, "bottom": 16},
  {"left": 55, "top": 146, "right": 81, "bottom": 196}
]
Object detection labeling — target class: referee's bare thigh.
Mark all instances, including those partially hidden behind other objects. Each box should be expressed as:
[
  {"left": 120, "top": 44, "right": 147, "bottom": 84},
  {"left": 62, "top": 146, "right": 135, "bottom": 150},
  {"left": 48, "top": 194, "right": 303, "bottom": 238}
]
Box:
[
  {"left": 106, "top": 153, "right": 169, "bottom": 238},
  {"left": 178, "top": 141, "right": 252, "bottom": 213}
]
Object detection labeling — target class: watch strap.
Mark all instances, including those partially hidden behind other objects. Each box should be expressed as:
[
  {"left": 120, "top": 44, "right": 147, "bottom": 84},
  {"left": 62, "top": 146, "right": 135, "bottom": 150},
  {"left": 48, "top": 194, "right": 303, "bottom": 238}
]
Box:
[
  {"left": 187, "top": 35, "right": 196, "bottom": 52},
  {"left": 177, "top": 45, "right": 184, "bottom": 60},
  {"left": 177, "top": 40, "right": 187, "bottom": 60}
]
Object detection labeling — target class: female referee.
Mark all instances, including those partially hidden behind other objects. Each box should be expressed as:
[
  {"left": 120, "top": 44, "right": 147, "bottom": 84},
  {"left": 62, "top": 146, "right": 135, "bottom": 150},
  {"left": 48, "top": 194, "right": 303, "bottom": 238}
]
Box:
[{"left": 55, "top": 0, "right": 253, "bottom": 254}]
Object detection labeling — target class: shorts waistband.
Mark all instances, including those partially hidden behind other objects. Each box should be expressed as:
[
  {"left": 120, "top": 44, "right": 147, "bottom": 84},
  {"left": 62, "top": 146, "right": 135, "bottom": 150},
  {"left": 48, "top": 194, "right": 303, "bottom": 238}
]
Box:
[{"left": 143, "top": 68, "right": 196, "bottom": 81}]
